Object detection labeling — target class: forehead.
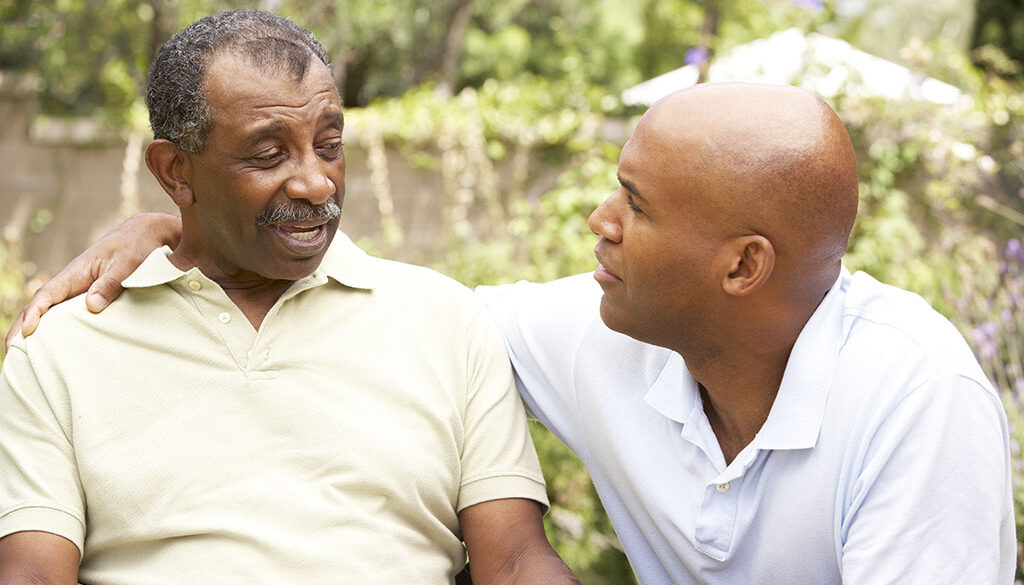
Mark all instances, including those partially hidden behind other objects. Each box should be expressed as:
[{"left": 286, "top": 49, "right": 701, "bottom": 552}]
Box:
[
  {"left": 618, "top": 115, "right": 687, "bottom": 192},
  {"left": 202, "top": 52, "right": 341, "bottom": 136}
]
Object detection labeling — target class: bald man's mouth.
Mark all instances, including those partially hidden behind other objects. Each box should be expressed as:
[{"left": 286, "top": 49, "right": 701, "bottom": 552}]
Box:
[
  {"left": 595, "top": 264, "right": 621, "bottom": 283},
  {"left": 593, "top": 248, "right": 622, "bottom": 286}
]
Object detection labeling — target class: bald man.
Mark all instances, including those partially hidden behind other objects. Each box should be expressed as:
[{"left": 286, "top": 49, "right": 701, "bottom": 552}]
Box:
[{"left": 6, "top": 83, "right": 1016, "bottom": 584}]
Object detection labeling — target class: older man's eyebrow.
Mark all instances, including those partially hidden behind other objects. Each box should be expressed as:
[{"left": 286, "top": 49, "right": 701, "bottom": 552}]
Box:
[
  {"left": 319, "top": 111, "right": 344, "bottom": 130},
  {"left": 618, "top": 173, "right": 648, "bottom": 203},
  {"left": 243, "top": 112, "right": 343, "bottom": 147},
  {"left": 246, "top": 121, "right": 288, "bottom": 145}
]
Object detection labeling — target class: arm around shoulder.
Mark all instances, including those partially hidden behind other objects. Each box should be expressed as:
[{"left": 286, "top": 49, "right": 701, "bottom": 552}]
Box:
[
  {"left": 460, "top": 498, "right": 580, "bottom": 585},
  {"left": 4, "top": 212, "right": 182, "bottom": 350},
  {"left": 0, "top": 531, "right": 79, "bottom": 585}
]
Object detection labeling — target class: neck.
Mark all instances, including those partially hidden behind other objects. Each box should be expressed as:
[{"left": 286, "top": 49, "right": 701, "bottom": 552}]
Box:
[
  {"left": 220, "top": 280, "right": 293, "bottom": 330},
  {"left": 678, "top": 307, "right": 805, "bottom": 464},
  {"left": 168, "top": 249, "right": 293, "bottom": 330},
  {"left": 691, "top": 350, "right": 789, "bottom": 464}
]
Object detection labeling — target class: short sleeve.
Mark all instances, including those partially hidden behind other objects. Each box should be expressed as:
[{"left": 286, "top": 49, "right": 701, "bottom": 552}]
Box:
[
  {"left": 839, "top": 374, "right": 1015, "bottom": 584},
  {"left": 476, "top": 274, "right": 600, "bottom": 453},
  {"left": 0, "top": 343, "right": 87, "bottom": 553},
  {"left": 456, "top": 302, "right": 548, "bottom": 512}
]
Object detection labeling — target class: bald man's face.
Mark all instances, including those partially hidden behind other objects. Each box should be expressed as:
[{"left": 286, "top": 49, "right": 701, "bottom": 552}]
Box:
[{"left": 587, "top": 117, "right": 723, "bottom": 348}]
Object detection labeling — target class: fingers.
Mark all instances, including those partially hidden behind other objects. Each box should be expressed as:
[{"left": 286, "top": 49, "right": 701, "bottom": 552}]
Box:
[
  {"left": 85, "top": 273, "right": 125, "bottom": 313},
  {"left": 17, "top": 274, "right": 73, "bottom": 338},
  {"left": 4, "top": 308, "right": 27, "bottom": 351}
]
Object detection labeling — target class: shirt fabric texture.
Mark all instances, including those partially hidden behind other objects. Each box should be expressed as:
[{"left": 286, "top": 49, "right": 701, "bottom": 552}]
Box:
[
  {"left": 478, "top": 268, "right": 1014, "bottom": 585},
  {"left": 0, "top": 231, "right": 547, "bottom": 585}
]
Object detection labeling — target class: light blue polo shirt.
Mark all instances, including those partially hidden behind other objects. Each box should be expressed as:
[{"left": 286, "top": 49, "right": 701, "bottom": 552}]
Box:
[{"left": 479, "top": 268, "right": 1014, "bottom": 585}]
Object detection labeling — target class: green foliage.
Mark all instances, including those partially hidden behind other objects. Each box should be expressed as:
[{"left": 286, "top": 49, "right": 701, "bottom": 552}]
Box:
[
  {"left": 1, "top": 0, "right": 831, "bottom": 122},
  {"left": 972, "top": 0, "right": 1024, "bottom": 78},
  {"left": 0, "top": 240, "right": 29, "bottom": 362},
  {"left": 345, "top": 75, "right": 621, "bottom": 284},
  {"left": 531, "top": 422, "right": 637, "bottom": 584},
  {"left": 838, "top": 52, "right": 1023, "bottom": 308},
  {"left": 0, "top": 0, "right": 158, "bottom": 129}
]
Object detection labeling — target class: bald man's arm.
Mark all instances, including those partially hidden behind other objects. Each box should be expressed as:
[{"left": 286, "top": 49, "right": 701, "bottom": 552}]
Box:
[
  {"left": 4, "top": 212, "right": 180, "bottom": 351},
  {"left": 0, "top": 531, "right": 80, "bottom": 585}
]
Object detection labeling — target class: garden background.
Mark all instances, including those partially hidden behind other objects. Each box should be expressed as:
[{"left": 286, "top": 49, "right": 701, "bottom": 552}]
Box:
[{"left": 1, "top": 0, "right": 1022, "bottom": 582}]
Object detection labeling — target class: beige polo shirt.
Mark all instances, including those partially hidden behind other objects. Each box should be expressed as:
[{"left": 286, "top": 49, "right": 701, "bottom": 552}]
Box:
[{"left": 0, "top": 231, "right": 547, "bottom": 584}]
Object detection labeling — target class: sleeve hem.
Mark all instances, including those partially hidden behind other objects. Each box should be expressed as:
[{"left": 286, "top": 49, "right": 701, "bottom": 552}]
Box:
[
  {"left": 457, "top": 474, "right": 549, "bottom": 513},
  {"left": 0, "top": 505, "right": 86, "bottom": 555}
]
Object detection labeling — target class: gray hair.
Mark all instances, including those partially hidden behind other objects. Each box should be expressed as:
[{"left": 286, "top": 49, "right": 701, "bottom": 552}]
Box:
[{"left": 146, "top": 10, "right": 331, "bottom": 153}]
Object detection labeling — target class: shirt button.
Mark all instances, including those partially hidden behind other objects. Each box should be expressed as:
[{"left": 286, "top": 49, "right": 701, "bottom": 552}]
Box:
[
  {"left": 187, "top": 280, "right": 202, "bottom": 291},
  {"left": 218, "top": 312, "right": 231, "bottom": 324},
  {"left": 716, "top": 482, "right": 731, "bottom": 493}
]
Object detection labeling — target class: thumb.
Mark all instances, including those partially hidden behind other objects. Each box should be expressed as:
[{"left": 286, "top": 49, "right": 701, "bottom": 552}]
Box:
[{"left": 85, "top": 274, "right": 124, "bottom": 313}]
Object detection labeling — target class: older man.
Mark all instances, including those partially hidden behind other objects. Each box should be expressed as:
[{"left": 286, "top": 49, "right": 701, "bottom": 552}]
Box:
[
  {"left": 6, "top": 82, "right": 1015, "bottom": 583},
  {"left": 0, "top": 10, "right": 578, "bottom": 585}
]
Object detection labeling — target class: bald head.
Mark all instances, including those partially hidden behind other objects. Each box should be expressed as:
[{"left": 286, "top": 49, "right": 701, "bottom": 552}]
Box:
[{"left": 640, "top": 83, "right": 858, "bottom": 288}]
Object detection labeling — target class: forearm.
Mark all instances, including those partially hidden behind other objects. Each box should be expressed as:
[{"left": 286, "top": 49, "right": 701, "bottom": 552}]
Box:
[
  {"left": 479, "top": 542, "right": 582, "bottom": 585},
  {"left": 124, "top": 211, "right": 182, "bottom": 248}
]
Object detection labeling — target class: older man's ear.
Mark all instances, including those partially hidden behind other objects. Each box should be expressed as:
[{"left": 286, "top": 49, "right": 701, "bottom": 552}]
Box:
[{"left": 145, "top": 139, "right": 195, "bottom": 209}]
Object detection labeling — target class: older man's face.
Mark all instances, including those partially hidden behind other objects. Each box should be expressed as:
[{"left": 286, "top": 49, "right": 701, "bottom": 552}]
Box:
[{"left": 182, "top": 51, "right": 345, "bottom": 282}]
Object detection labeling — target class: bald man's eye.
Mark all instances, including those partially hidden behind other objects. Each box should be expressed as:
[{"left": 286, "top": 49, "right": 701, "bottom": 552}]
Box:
[{"left": 626, "top": 192, "right": 644, "bottom": 214}]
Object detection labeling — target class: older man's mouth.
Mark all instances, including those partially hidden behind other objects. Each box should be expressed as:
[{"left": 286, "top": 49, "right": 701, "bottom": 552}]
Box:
[{"left": 270, "top": 222, "right": 331, "bottom": 255}]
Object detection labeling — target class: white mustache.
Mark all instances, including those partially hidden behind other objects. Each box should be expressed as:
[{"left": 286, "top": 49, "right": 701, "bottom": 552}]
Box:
[{"left": 255, "top": 198, "right": 342, "bottom": 225}]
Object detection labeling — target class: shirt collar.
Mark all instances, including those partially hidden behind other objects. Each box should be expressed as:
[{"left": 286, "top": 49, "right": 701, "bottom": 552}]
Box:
[
  {"left": 121, "top": 246, "right": 187, "bottom": 288},
  {"left": 641, "top": 268, "right": 851, "bottom": 451},
  {"left": 644, "top": 351, "right": 697, "bottom": 423},
  {"left": 317, "top": 230, "right": 378, "bottom": 290},
  {"left": 754, "top": 267, "right": 849, "bottom": 450},
  {"left": 121, "top": 230, "right": 378, "bottom": 291}
]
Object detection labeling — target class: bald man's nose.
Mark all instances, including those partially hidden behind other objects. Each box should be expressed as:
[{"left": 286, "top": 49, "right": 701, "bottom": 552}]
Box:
[{"left": 588, "top": 196, "right": 622, "bottom": 243}]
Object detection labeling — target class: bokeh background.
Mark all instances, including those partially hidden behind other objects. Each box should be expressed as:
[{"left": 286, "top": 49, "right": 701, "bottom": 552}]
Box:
[{"left": 1, "top": 1, "right": 1022, "bottom": 582}]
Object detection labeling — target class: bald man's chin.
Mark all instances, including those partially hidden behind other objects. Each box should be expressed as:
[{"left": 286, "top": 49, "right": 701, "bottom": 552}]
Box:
[{"left": 598, "top": 298, "right": 633, "bottom": 337}]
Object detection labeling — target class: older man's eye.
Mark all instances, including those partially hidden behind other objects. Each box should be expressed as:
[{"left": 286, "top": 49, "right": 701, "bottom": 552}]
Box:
[
  {"left": 250, "top": 150, "right": 283, "bottom": 164},
  {"left": 319, "top": 141, "right": 343, "bottom": 159}
]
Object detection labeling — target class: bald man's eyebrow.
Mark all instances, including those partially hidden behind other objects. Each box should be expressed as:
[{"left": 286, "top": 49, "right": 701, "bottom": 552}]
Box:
[{"left": 618, "top": 174, "right": 648, "bottom": 204}]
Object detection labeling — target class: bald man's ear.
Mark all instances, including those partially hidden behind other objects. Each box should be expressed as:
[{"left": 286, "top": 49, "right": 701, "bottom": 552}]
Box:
[
  {"left": 145, "top": 139, "right": 195, "bottom": 208},
  {"left": 720, "top": 235, "right": 774, "bottom": 297}
]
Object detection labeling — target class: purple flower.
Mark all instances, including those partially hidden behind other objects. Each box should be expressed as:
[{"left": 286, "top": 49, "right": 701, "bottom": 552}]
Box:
[
  {"left": 973, "top": 321, "right": 998, "bottom": 359},
  {"left": 791, "top": 0, "right": 825, "bottom": 12},
  {"left": 1007, "top": 238, "right": 1024, "bottom": 263},
  {"left": 685, "top": 46, "right": 710, "bottom": 67},
  {"left": 982, "top": 320, "right": 998, "bottom": 338}
]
